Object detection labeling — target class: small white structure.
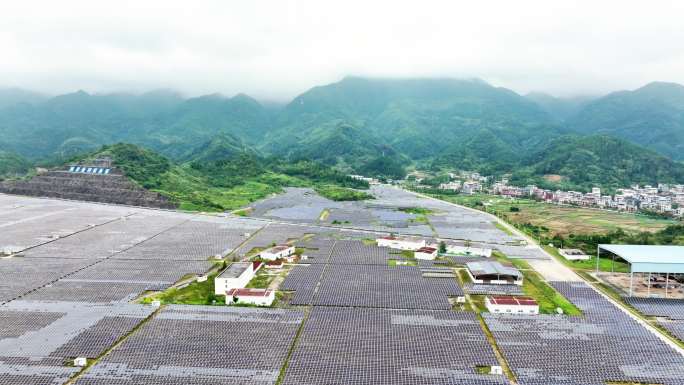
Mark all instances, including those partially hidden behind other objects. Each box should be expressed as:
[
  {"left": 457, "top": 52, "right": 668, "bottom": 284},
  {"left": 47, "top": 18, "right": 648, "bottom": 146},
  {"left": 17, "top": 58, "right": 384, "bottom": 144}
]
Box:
[
  {"left": 260, "top": 245, "right": 295, "bottom": 261},
  {"left": 414, "top": 246, "right": 438, "bottom": 260},
  {"left": 74, "top": 357, "right": 87, "bottom": 367},
  {"left": 196, "top": 275, "right": 208, "bottom": 283},
  {"left": 485, "top": 296, "right": 539, "bottom": 315},
  {"left": 227, "top": 288, "right": 275, "bottom": 306},
  {"left": 214, "top": 261, "right": 261, "bottom": 295},
  {"left": 490, "top": 366, "right": 504, "bottom": 375},
  {"left": 445, "top": 245, "right": 492, "bottom": 258},
  {"left": 376, "top": 236, "right": 426, "bottom": 251},
  {"left": 559, "top": 248, "right": 591, "bottom": 261}
]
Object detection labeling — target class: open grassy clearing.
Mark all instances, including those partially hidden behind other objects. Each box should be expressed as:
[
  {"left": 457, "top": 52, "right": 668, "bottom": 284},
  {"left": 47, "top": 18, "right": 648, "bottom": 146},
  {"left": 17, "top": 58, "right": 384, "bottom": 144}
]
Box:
[
  {"left": 493, "top": 252, "right": 582, "bottom": 315},
  {"left": 431, "top": 193, "right": 674, "bottom": 237},
  {"left": 387, "top": 259, "right": 418, "bottom": 267},
  {"left": 141, "top": 272, "right": 225, "bottom": 305},
  {"left": 543, "top": 245, "right": 630, "bottom": 273}
]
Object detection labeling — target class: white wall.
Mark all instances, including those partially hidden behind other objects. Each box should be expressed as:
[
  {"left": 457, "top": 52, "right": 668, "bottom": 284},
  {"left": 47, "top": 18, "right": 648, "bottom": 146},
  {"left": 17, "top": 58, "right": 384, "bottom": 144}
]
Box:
[{"left": 214, "top": 268, "right": 255, "bottom": 295}]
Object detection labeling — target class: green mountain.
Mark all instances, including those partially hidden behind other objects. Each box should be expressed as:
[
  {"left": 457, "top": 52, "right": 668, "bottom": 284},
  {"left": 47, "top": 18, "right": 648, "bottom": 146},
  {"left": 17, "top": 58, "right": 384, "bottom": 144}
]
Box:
[
  {"left": 2, "top": 78, "right": 684, "bottom": 189},
  {"left": 525, "top": 92, "right": 594, "bottom": 122},
  {"left": 566, "top": 82, "right": 684, "bottom": 160},
  {"left": 0, "top": 151, "right": 30, "bottom": 178},
  {"left": 510, "top": 135, "right": 684, "bottom": 190},
  {"left": 268, "top": 77, "right": 557, "bottom": 160},
  {"left": 0, "top": 88, "right": 47, "bottom": 109}
]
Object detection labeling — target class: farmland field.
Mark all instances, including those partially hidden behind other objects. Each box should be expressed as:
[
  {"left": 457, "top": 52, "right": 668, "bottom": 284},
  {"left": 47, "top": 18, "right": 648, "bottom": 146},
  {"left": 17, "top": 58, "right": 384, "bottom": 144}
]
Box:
[{"left": 431, "top": 193, "right": 676, "bottom": 237}]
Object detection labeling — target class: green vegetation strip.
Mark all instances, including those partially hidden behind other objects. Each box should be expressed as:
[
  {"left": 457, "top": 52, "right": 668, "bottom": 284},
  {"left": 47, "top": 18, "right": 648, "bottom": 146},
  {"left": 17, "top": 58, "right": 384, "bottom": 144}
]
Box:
[
  {"left": 64, "top": 306, "right": 162, "bottom": 385},
  {"left": 275, "top": 307, "right": 311, "bottom": 385},
  {"left": 314, "top": 185, "right": 374, "bottom": 201}
]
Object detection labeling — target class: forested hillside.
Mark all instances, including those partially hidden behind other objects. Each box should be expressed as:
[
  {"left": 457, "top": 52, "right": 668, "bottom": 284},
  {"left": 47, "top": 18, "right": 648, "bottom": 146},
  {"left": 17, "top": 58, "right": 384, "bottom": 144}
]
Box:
[
  {"left": 566, "top": 82, "right": 684, "bottom": 160},
  {"left": 509, "top": 135, "right": 684, "bottom": 191},
  {"left": 2, "top": 77, "right": 684, "bottom": 189},
  {"left": 75, "top": 143, "right": 370, "bottom": 211}
]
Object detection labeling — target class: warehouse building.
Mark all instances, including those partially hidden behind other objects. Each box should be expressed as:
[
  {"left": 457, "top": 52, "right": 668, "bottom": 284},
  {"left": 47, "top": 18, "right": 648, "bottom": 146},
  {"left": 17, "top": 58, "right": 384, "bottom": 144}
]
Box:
[{"left": 466, "top": 261, "right": 523, "bottom": 285}]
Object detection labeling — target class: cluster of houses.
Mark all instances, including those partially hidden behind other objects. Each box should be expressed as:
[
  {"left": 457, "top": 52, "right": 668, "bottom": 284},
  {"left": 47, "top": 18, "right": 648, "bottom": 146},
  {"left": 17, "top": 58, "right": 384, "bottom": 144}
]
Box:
[
  {"left": 376, "top": 236, "right": 492, "bottom": 260},
  {"left": 376, "top": 235, "right": 538, "bottom": 314},
  {"left": 492, "top": 180, "right": 684, "bottom": 218},
  {"left": 214, "top": 244, "right": 297, "bottom": 307}
]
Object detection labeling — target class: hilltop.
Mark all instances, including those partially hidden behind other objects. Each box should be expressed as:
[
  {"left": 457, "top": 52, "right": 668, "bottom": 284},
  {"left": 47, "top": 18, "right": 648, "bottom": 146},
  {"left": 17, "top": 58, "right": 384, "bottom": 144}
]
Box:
[{"left": 1, "top": 78, "right": 684, "bottom": 190}]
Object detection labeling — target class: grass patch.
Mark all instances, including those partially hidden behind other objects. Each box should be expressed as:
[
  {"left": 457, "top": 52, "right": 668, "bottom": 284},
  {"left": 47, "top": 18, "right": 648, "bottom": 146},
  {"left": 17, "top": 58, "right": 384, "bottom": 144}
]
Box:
[
  {"left": 399, "top": 207, "right": 435, "bottom": 215},
  {"left": 141, "top": 274, "right": 224, "bottom": 305},
  {"left": 314, "top": 185, "right": 374, "bottom": 201},
  {"left": 469, "top": 295, "right": 489, "bottom": 313},
  {"left": 514, "top": 260, "right": 582, "bottom": 315},
  {"left": 388, "top": 259, "right": 418, "bottom": 267},
  {"left": 494, "top": 222, "right": 514, "bottom": 236},
  {"left": 428, "top": 193, "right": 674, "bottom": 237},
  {"left": 245, "top": 270, "right": 275, "bottom": 289},
  {"left": 544, "top": 245, "right": 630, "bottom": 273},
  {"left": 457, "top": 269, "right": 473, "bottom": 284}
]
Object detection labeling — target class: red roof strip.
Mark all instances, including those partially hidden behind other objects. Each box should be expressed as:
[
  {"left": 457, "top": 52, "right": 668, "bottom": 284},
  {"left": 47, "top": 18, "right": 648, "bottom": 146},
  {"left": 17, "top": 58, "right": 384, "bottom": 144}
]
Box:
[
  {"left": 489, "top": 296, "right": 538, "bottom": 306},
  {"left": 228, "top": 288, "right": 272, "bottom": 297},
  {"left": 416, "top": 247, "right": 437, "bottom": 253}
]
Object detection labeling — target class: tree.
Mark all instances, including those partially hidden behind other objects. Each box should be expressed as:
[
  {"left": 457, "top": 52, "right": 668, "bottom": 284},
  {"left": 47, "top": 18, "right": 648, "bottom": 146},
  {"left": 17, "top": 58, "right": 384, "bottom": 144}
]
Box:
[{"left": 438, "top": 241, "right": 447, "bottom": 254}]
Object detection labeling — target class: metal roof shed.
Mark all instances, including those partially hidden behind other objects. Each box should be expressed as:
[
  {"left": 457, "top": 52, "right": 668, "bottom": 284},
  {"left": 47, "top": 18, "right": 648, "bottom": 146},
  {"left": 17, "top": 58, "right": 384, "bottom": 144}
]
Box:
[{"left": 597, "top": 244, "right": 684, "bottom": 297}]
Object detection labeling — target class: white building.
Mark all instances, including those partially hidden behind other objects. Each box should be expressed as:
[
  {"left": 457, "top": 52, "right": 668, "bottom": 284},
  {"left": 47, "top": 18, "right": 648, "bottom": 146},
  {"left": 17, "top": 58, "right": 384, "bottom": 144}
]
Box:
[
  {"left": 445, "top": 245, "right": 492, "bottom": 258},
  {"left": 376, "top": 236, "right": 426, "bottom": 251},
  {"left": 485, "top": 296, "right": 539, "bottom": 315},
  {"left": 414, "top": 246, "right": 438, "bottom": 260},
  {"left": 260, "top": 245, "right": 295, "bottom": 261},
  {"left": 558, "top": 248, "right": 591, "bottom": 261},
  {"left": 226, "top": 288, "right": 275, "bottom": 306},
  {"left": 214, "top": 261, "right": 261, "bottom": 295}
]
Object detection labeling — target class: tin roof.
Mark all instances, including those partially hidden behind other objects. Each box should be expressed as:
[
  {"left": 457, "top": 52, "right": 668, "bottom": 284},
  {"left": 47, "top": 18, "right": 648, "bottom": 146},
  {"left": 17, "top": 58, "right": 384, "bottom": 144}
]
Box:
[{"left": 466, "top": 261, "right": 522, "bottom": 279}]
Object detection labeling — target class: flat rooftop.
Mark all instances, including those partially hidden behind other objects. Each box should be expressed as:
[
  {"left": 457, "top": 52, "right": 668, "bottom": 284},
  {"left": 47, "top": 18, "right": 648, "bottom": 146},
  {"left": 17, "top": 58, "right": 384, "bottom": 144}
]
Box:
[{"left": 218, "top": 262, "right": 252, "bottom": 279}]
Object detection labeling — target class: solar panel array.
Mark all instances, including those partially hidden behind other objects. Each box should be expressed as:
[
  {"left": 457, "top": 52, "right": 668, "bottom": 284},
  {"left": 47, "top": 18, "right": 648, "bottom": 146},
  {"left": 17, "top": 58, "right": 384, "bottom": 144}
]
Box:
[
  {"left": 112, "top": 217, "right": 264, "bottom": 260},
  {"left": 281, "top": 264, "right": 327, "bottom": 305},
  {"left": 0, "top": 300, "right": 154, "bottom": 385},
  {"left": 661, "top": 321, "right": 684, "bottom": 343},
  {"left": 22, "top": 212, "right": 185, "bottom": 259},
  {"left": 463, "top": 283, "right": 525, "bottom": 296},
  {"left": 0, "top": 257, "right": 94, "bottom": 304},
  {"left": 624, "top": 297, "right": 684, "bottom": 344},
  {"left": 484, "top": 281, "right": 684, "bottom": 385},
  {"left": 75, "top": 306, "right": 303, "bottom": 385},
  {"left": 281, "top": 307, "right": 507, "bottom": 385},
  {"left": 313, "top": 264, "right": 462, "bottom": 309},
  {"left": 625, "top": 297, "right": 684, "bottom": 320},
  {"left": 327, "top": 239, "right": 394, "bottom": 265}
]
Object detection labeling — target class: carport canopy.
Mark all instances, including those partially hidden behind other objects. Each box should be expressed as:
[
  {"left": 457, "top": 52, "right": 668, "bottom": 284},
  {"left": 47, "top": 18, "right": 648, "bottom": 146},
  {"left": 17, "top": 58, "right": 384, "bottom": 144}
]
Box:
[
  {"left": 597, "top": 244, "right": 684, "bottom": 297},
  {"left": 598, "top": 244, "right": 684, "bottom": 274}
]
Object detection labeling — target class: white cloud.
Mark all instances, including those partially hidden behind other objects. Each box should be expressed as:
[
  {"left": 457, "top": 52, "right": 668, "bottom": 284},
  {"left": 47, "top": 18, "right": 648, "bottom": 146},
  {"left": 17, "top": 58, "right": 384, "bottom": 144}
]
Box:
[{"left": 1, "top": 0, "right": 682, "bottom": 100}]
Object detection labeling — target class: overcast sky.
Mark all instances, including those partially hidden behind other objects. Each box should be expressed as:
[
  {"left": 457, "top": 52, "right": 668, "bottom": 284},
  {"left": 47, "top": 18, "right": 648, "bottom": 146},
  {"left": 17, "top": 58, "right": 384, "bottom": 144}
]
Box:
[{"left": 1, "top": 0, "right": 683, "bottom": 101}]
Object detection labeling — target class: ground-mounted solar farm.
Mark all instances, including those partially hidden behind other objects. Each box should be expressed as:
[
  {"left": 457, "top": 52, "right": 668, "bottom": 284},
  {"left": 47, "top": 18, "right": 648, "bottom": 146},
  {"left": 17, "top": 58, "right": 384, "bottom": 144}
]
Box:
[{"left": 1, "top": 188, "right": 684, "bottom": 385}]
